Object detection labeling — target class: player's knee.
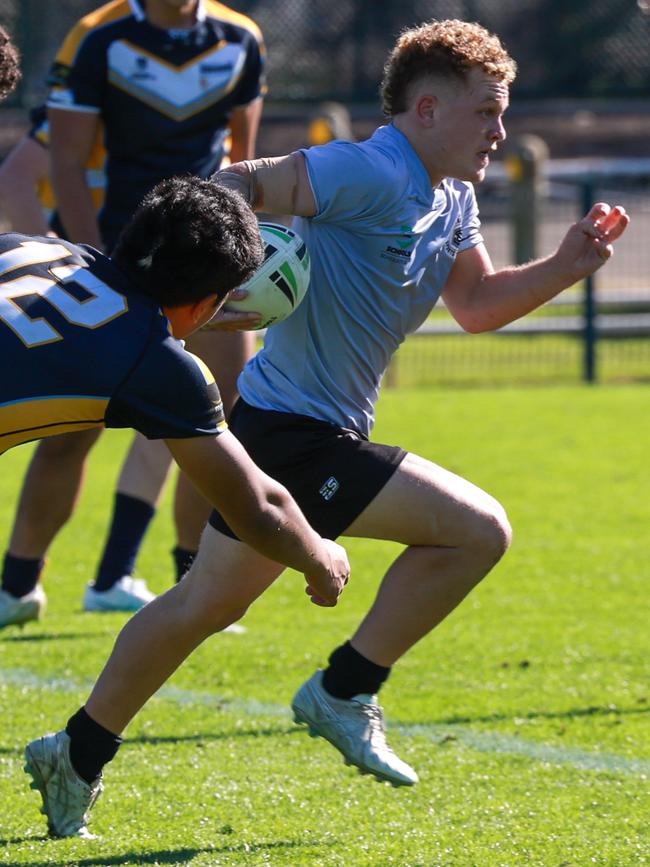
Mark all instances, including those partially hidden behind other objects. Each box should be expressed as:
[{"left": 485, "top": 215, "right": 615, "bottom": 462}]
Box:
[
  {"left": 177, "top": 572, "right": 250, "bottom": 636},
  {"left": 472, "top": 499, "right": 512, "bottom": 565},
  {"left": 188, "top": 596, "right": 249, "bottom": 637}
]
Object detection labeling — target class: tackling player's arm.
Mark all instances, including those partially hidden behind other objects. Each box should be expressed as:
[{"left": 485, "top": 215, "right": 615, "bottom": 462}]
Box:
[
  {"left": 215, "top": 152, "right": 317, "bottom": 217},
  {"left": 165, "top": 432, "right": 349, "bottom": 606},
  {"left": 49, "top": 108, "right": 104, "bottom": 249}
]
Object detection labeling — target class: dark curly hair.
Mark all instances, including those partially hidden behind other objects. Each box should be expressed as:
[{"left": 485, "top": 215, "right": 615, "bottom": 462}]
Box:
[
  {"left": 381, "top": 19, "right": 516, "bottom": 117},
  {"left": 0, "top": 26, "right": 21, "bottom": 101},
  {"left": 113, "top": 176, "right": 264, "bottom": 307}
]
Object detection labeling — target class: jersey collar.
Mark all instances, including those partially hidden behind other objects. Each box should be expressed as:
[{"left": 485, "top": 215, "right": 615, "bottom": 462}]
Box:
[{"left": 129, "top": 1, "right": 207, "bottom": 23}]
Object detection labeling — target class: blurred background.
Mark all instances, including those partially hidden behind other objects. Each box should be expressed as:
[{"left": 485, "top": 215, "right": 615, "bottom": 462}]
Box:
[{"left": 2, "top": 0, "right": 650, "bottom": 387}]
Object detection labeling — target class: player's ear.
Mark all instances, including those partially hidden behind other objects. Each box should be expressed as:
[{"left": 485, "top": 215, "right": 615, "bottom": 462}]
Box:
[
  {"left": 415, "top": 94, "right": 438, "bottom": 126},
  {"left": 190, "top": 293, "right": 221, "bottom": 324}
]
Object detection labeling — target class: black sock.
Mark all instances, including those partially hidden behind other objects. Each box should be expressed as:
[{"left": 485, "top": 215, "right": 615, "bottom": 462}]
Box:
[
  {"left": 94, "top": 493, "right": 155, "bottom": 591},
  {"left": 65, "top": 706, "right": 123, "bottom": 784},
  {"left": 1, "top": 553, "right": 44, "bottom": 598},
  {"left": 322, "top": 641, "right": 391, "bottom": 700},
  {"left": 172, "top": 545, "right": 196, "bottom": 583}
]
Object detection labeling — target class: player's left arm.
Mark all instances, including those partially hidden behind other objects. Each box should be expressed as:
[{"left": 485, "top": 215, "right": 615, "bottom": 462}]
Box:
[
  {"left": 229, "top": 97, "right": 263, "bottom": 163},
  {"left": 442, "top": 203, "right": 629, "bottom": 333}
]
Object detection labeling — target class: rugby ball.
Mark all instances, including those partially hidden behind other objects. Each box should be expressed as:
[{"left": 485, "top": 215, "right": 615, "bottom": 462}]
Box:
[{"left": 226, "top": 223, "right": 310, "bottom": 329}]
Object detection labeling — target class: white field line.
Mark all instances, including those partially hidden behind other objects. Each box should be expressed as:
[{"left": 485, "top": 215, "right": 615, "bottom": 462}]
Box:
[{"left": 1, "top": 666, "right": 648, "bottom": 778}]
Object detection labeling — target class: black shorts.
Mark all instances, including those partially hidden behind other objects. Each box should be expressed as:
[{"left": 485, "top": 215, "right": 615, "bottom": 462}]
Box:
[{"left": 209, "top": 399, "right": 407, "bottom": 540}]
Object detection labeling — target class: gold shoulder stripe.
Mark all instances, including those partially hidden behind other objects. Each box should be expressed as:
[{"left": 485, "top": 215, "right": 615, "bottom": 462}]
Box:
[
  {"left": 205, "top": 1, "right": 264, "bottom": 44},
  {"left": 55, "top": 0, "right": 132, "bottom": 66},
  {"left": 185, "top": 351, "right": 216, "bottom": 387}
]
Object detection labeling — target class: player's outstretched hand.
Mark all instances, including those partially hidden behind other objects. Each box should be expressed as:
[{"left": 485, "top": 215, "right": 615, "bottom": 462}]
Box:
[
  {"left": 200, "top": 289, "right": 262, "bottom": 332},
  {"left": 304, "top": 539, "right": 350, "bottom": 607},
  {"left": 556, "top": 203, "right": 629, "bottom": 282}
]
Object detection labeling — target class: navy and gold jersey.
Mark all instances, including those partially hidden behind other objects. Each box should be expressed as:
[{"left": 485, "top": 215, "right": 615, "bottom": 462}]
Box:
[
  {"left": 46, "top": 0, "right": 266, "bottom": 248},
  {"left": 0, "top": 233, "right": 226, "bottom": 455}
]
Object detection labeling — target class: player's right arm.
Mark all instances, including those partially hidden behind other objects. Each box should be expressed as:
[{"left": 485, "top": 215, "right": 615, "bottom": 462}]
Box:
[
  {"left": 46, "top": 15, "right": 106, "bottom": 249},
  {"left": 49, "top": 108, "right": 103, "bottom": 249},
  {"left": 166, "top": 432, "right": 349, "bottom": 606},
  {"left": 215, "top": 152, "right": 317, "bottom": 217}
]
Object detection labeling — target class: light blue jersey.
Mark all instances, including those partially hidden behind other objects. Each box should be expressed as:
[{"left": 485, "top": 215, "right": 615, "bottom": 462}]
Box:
[{"left": 238, "top": 123, "right": 483, "bottom": 437}]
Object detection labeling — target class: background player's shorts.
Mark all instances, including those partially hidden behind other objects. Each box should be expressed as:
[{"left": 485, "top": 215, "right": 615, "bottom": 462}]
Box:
[{"left": 209, "top": 398, "right": 407, "bottom": 540}]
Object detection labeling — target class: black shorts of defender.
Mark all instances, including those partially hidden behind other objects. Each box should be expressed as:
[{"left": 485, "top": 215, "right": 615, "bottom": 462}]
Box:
[{"left": 209, "top": 399, "right": 407, "bottom": 541}]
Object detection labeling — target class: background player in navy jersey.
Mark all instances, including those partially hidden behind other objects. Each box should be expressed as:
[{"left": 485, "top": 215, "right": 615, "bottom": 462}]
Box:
[
  {"left": 0, "top": 24, "right": 20, "bottom": 101},
  {"left": 25, "top": 21, "right": 629, "bottom": 837},
  {"left": 0, "top": 0, "right": 267, "bottom": 623}
]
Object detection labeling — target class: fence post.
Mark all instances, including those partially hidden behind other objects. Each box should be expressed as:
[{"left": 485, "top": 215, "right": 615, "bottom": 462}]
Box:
[
  {"left": 581, "top": 179, "right": 597, "bottom": 383},
  {"left": 505, "top": 134, "right": 549, "bottom": 264}
]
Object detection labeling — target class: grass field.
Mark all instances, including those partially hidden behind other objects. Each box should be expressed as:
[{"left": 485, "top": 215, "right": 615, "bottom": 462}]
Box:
[{"left": 1, "top": 383, "right": 649, "bottom": 866}]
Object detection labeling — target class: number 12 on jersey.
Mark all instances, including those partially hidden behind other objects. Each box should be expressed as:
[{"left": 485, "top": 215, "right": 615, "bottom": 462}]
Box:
[{"left": 0, "top": 240, "right": 127, "bottom": 348}]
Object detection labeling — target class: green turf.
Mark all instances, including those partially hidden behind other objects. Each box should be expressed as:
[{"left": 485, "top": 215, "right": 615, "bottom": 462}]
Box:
[{"left": 1, "top": 384, "right": 649, "bottom": 865}]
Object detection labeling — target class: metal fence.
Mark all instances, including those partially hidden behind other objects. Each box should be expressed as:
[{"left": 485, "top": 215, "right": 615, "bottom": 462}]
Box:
[{"left": 2, "top": 0, "right": 650, "bottom": 106}]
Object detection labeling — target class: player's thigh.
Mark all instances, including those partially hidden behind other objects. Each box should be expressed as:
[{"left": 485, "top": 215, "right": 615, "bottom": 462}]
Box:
[
  {"left": 181, "top": 523, "right": 285, "bottom": 612},
  {"left": 33, "top": 427, "right": 103, "bottom": 463},
  {"left": 186, "top": 330, "right": 255, "bottom": 413},
  {"left": 343, "top": 451, "right": 510, "bottom": 548}
]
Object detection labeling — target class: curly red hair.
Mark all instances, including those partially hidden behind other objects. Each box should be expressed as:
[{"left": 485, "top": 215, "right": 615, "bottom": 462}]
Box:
[{"left": 381, "top": 19, "right": 516, "bottom": 117}]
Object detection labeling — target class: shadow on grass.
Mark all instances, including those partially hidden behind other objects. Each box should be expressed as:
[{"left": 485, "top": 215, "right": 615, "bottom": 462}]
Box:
[
  {"left": 126, "top": 724, "right": 302, "bottom": 746},
  {"left": 0, "top": 838, "right": 331, "bottom": 867},
  {"left": 0, "top": 727, "right": 301, "bottom": 758},
  {"left": 0, "top": 846, "right": 209, "bottom": 867},
  {"left": 0, "top": 632, "right": 100, "bottom": 643},
  {"left": 430, "top": 702, "right": 650, "bottom": 727}
]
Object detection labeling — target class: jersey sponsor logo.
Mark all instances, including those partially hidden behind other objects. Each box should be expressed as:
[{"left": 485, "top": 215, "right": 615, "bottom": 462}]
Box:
[
  {"left": 199, "top": 62, "right": 233, "bottom": 73},
  {"left": 131, "top": 56, "right": 155, "bottom": 81},
  {"left": 319, "top": 476, "right": 340, "bottom": 501},
  {"left": 395, "top": 224, "right": 415, "bottom": 249},
  {"left": 380, "top": 225, "right": 415, "bottom": 263},
  {"left": 444, "top": 218, "right": 465, "bottom": 256}
]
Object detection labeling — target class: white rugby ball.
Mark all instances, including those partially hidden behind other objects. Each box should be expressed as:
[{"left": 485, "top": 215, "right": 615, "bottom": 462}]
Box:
[{"left": 226, "top": 222, "right": 310, "bottom": 329}]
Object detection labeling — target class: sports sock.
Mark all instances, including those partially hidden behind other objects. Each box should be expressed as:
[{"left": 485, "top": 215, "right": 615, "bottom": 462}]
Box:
[
  {"left": 1, "top": 553, "right": 44, "bottom": 598},
  {"left": 65, "top": 706, "right": 123, "bottom": 784},
  {"left": 322, "top": 640, "right": 391, "bottom": 700},
  {"left": 172, "top": 545, "right": 196, "bottom": 583},
  {"left": 93, "top": 493, "right": 155, "bottom": 592}
]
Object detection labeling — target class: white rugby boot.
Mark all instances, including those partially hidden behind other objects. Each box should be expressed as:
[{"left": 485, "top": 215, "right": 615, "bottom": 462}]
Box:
[
  {"left": 83, "top": 575, "right": 155, "bottom": 612},
  {"left": 291, "top": 670, "right": 418, "bottom": 786},
  {"left": 0, "top": 585, "right": 46, "bottom": 629},
  {"left": 24, "top": 731, "right": 104, "bottom": 838}
]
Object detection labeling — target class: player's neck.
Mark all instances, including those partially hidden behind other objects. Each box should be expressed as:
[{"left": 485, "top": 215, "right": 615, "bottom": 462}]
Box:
[
  {"left": 143, "top": 0, "right": 199, "bottom": 30},
  {"left": 392, "top": 117, "right": 444, "bottom": 188}
]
